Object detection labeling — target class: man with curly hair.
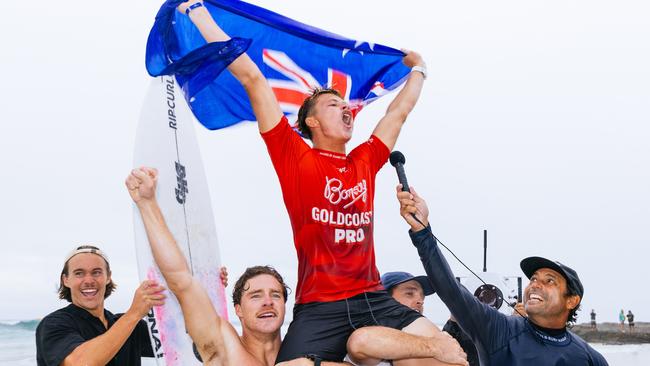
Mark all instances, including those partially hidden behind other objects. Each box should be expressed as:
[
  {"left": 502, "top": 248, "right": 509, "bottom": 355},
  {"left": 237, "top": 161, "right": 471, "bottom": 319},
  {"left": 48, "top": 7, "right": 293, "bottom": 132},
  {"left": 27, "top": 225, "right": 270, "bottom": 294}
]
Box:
[{"left": 396, "top": 186, "right": 609, "bottom": 366}]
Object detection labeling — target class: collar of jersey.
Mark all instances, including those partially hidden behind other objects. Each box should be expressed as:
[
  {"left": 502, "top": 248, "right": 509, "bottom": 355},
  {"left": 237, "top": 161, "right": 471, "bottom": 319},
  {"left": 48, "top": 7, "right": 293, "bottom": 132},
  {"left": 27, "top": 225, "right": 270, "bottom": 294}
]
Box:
[
  {"left": 314, "top": 148, "right": 347, "bottom": 160},
  {"left": 526, "top": 318, "right": 571, "bottom": 346}
]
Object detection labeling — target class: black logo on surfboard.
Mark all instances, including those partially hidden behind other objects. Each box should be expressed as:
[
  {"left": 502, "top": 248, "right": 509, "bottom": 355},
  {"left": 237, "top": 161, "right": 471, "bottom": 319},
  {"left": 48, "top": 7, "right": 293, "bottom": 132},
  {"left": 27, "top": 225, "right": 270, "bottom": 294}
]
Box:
[
  {"left": 146, "top": 308, "right": 164, "bottom": 358},
  {"left": 175, "top": 162, "right": 189, "bottom": 204},
  {"left": 165, "top": 77, "right": 178, "bottom": 130}
]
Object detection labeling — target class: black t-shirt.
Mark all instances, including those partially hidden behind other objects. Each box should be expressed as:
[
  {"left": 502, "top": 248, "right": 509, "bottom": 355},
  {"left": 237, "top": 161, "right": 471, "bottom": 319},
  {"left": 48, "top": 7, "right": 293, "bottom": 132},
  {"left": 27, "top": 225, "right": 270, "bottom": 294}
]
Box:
[
  {"left": 443, "top": 319, "right": 480, "bottom": 366},
  {"left": 36, "top": 304, "right": 153, "bottom": 366}
]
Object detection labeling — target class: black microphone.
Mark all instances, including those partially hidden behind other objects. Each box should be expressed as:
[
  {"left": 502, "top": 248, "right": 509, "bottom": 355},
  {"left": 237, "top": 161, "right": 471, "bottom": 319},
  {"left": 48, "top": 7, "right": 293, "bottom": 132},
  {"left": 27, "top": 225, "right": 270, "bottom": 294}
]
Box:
[
  {"left": 389, "top": 151, "right": 410, "bottom": 192},
  {"left": 390, "top": 150, "right": 426, "bottom": 228}
]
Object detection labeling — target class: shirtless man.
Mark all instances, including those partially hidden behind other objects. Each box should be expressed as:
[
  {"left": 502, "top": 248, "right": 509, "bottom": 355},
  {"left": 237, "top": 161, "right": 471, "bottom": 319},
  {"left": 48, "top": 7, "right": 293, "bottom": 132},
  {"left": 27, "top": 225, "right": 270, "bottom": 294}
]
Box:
[
  {"left": 176, "top": 2, "right": 462, "bottom": 365},
  {"left": 129, "top": 167, "right": 325, "bottom": 365}
]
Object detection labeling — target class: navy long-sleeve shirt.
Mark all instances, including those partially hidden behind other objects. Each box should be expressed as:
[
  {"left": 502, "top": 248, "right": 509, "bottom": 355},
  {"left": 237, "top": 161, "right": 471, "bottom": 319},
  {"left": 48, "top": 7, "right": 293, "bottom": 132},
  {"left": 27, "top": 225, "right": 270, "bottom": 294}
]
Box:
[{"left": 409, "top": 226, "right": 608, "bottom": 366}]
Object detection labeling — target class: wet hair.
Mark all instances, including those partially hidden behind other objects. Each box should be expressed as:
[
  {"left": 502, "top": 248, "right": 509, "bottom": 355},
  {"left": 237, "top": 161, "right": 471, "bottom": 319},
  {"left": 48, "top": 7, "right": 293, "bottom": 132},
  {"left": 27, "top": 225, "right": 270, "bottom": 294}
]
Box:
[
  {"left": 58, "top": 245, "right": 116, "bottom": 302},
  {"left": 296, "top": 87, "right": 342, "bottom": 140},
  {"left": 232, "top": 265, "right": 290, "bottom": 306},
  {"left": 565, "top": 286, "right": 581, "bottom": 327}
]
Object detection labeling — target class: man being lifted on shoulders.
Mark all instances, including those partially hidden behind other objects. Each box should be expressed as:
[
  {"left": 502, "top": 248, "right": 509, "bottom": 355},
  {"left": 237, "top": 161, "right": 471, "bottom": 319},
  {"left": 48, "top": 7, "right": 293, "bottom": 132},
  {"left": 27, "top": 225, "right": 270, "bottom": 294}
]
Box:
[{"left": 127, "top": 166, "right": 464, "bottom": 366}]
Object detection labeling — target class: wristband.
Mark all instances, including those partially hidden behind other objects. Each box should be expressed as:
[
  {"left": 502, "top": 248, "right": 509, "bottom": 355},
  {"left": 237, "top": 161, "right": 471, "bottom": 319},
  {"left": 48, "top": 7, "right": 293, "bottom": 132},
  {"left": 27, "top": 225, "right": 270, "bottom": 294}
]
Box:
[
  {"left": 411, "top": 65, "right": 427, "bottom": 80},
  {"left": 185, "top": 2, "right": 204, "bottom": 15}
]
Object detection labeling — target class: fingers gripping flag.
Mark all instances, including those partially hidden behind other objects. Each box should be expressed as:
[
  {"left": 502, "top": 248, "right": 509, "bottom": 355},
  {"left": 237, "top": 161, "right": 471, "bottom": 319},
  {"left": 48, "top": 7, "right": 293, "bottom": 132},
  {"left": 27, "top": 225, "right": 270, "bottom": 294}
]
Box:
[{"left": 146, "top": 0, "right": 411, "bottom": 130}]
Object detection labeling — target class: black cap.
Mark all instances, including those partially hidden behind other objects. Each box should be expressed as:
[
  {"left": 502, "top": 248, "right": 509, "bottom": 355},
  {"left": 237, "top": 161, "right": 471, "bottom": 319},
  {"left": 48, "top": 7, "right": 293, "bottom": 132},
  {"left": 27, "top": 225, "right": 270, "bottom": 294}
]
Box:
[
  {"left": 381, "top": 271, "right": 435, "bottom": 296},
  {"left": 520, "top": 256, "right": 584, "bottom": 298}
]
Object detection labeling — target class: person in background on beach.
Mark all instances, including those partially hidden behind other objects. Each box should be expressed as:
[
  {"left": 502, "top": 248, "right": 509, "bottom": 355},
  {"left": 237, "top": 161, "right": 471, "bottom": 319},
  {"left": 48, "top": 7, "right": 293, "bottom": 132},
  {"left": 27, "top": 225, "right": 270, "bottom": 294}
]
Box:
[
  {"left": 176, "top": 2, "right": 467, "bottom": 365},
  {"left": 590, "top": 309, "right": 597, "bottom": 329},
  {"left": 627, "top": 310, "right": 635, "bottom": 333},
  {"left": 619, "top": 309, "right": 626, "bottom": 332},
  {"left": 35, "top": 245, "right": 166, "bottom": 366},
  {"left": 127, "top": 167, "right": 466, "bottom": 366},
  {"left": 397, "top": 185, "right": 609, "bottom": 365}
]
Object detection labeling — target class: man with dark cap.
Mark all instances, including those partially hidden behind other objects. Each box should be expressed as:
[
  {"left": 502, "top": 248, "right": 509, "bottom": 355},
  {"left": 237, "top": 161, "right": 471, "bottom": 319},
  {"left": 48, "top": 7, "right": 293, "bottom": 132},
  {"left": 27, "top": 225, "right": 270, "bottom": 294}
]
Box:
[
  {"left": 383, "top": 271, "right": 478, "bottom": 366},
  {"left": 343, "top": 272, "right": 461, "bottom": 366},
  {"left": 381, "top": 271, "right": 435, "bottom": 314},
  {"left": 35, "top": 245, "right": 166, "bottom": 366},
  {"left": 343, "top": 272, "right": 436, "bottom": 366},
  {"left": 396, "top": 186, "right": 608, "bottom": 365}
]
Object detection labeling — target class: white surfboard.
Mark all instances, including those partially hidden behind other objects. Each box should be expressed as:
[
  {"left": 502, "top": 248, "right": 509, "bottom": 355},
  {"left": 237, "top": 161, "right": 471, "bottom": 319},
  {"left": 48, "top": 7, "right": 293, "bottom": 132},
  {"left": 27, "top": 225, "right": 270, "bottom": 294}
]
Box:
[{"left": 133, "top": 76, "right": 228, "bottom": 365}]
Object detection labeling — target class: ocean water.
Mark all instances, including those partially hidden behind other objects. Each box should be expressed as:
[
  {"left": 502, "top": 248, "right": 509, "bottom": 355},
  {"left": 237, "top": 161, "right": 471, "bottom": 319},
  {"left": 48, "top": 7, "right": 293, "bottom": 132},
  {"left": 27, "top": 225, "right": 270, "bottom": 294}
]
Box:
[
  {"left": 2, "top": 320, "right": 648, "bottom": 365},
  {"left": 0, "top": 320, "right": 40, "bottom": 366}
]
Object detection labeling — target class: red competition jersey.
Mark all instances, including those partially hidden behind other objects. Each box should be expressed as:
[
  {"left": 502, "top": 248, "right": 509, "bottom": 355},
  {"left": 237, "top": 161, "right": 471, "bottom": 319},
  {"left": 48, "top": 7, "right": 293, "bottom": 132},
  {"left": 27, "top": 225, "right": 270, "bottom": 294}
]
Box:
[{"left": 262, "top": 117, "right": 390, "bottom": 303}]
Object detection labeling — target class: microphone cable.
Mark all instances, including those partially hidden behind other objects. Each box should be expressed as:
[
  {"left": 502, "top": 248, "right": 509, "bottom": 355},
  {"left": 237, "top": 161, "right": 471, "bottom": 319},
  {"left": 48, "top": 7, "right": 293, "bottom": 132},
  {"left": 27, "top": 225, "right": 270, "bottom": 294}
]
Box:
[{"left": 410, "top": 214, "right": 528, "bottom": 318}]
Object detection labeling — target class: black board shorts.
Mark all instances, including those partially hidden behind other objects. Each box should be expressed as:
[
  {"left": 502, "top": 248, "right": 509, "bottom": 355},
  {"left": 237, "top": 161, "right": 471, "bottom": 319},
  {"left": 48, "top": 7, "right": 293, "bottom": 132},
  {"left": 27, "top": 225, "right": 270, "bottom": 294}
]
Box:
[{"left": 275, "top": 290, "right": 423, "bottom": 363}]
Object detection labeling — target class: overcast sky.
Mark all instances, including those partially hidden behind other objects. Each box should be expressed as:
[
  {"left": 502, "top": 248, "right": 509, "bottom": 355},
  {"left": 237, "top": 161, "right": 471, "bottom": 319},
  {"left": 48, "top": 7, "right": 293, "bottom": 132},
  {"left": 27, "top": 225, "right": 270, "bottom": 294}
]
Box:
[{"left": 1, "top": 0, "right": 649, "bottom": 326}]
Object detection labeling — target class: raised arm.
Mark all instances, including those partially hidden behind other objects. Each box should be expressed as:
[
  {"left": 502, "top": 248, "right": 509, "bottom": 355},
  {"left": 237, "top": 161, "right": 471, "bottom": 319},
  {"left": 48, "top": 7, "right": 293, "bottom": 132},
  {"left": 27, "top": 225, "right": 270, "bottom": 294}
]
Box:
[
  {"left": 397, "top": 186, "right": 511, "bottom": 354},
  {"left": 371, "top": 51, "right": 426, "bottom": 150},
  {"left": 178, "top": 0, "right": 283, "bottom": 132},
  {"left": 59, "top": 281, "right": 165, "bottom": 366},
  {"left": 127, "top": 167, "right": 254, "bottom": 364}
]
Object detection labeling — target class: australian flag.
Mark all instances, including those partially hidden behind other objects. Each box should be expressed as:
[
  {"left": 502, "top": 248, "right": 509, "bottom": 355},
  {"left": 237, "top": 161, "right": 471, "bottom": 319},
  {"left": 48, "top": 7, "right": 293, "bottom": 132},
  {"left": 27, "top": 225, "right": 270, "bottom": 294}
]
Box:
[{"left": 146, "top": 0, "right": 411, "bottom": 130}]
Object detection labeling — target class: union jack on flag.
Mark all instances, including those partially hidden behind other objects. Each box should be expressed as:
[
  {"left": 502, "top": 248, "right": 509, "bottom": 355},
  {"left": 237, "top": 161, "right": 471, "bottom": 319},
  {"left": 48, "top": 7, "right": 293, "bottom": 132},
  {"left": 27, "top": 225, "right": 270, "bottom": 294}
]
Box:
[{"left": 146, "top": 0, "right": 411, "bottom": 130}]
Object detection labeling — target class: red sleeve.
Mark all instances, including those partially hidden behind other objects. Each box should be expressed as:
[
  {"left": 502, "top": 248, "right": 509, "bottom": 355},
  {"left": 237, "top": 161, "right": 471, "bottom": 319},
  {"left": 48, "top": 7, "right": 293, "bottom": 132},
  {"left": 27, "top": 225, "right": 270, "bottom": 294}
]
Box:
[
  {"left": 261, "top": 116, "right": 310, "bottom": 193},
  {"left": 349, "top": 134, "right": 390, "bottom": 174}
]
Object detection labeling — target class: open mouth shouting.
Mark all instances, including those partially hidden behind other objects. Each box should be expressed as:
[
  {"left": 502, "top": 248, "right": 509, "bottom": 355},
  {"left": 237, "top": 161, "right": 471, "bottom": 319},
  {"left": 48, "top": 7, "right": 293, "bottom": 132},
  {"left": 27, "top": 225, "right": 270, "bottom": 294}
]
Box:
[{"left": 342, "top": 110, "right": 353, "bottom": 128}]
